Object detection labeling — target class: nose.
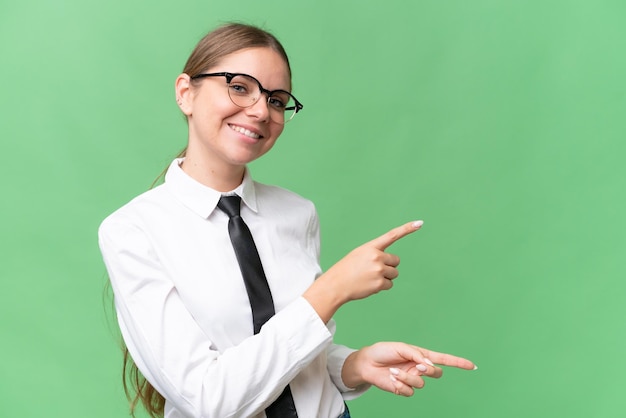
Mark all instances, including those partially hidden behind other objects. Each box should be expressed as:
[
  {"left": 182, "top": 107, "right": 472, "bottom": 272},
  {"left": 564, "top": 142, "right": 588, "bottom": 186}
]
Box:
[{"left": 244, "top": 94, "right": 271, "bottom": 122}]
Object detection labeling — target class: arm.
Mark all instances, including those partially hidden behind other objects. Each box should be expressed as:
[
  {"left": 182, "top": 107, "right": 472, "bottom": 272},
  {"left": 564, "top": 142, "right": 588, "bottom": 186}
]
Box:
[
  {"left": 303, "top": 220, "right": 476, "bottom": 395},
  {"left": 99, "top": 217, "right": 332, "bottom": 418},
  {"left": 325, "top": 334, "right": 371, "bottom": 399}
]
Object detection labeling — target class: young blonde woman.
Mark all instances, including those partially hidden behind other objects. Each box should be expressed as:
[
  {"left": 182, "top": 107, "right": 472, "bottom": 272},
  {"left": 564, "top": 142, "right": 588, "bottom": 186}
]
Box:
[{"left": 99, "top": 23, "right": 476, "bottom": 418}]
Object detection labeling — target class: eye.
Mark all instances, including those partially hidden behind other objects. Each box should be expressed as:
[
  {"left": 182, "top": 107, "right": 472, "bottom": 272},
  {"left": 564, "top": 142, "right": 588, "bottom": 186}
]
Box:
[
  {"left": 229, "top": 83, "right": 249, "bottom": 95},
  {"left": 268, "top": 96, "right": 286, "bottom": 109},
  {"left": 268, "top": 91, "right": 293, "bottom": 110}
]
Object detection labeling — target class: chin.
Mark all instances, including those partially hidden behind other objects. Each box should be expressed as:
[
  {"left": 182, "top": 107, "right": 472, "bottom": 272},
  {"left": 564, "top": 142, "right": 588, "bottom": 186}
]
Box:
[
  {"left": 228, "top": 153, "right": 262, "bottom": 166},
  {"left": 234, "top": 146, "right": 273, "bottom": 164}
]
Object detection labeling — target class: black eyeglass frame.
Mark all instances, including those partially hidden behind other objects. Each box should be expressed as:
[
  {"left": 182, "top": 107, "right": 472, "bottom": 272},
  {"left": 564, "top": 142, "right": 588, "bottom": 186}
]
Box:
[{"left": 190, "top": 72, "right": 303, "bottom": 122}]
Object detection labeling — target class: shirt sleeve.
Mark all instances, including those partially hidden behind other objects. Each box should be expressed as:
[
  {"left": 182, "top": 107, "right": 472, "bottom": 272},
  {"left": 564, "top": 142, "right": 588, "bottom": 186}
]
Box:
[
  {"left": 99, "top": 215, "right": 333, "bottom": 418},
  {"left": 325, "top": 321, "right": 372, "bottom": 399},
  {"left": 309, "top": 204, "right": 371, "bottom": 400}
]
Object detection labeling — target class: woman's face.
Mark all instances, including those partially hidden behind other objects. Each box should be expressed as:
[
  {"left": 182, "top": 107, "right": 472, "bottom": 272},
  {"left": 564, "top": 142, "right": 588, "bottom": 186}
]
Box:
[{"left": 180, "top": 47, "right": 291, "bottom": 173}]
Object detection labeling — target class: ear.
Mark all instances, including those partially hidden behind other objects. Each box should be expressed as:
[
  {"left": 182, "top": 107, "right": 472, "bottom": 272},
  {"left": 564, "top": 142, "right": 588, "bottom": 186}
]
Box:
[{"left": 175, "top": 73, "right": 193, "bottom": 116}]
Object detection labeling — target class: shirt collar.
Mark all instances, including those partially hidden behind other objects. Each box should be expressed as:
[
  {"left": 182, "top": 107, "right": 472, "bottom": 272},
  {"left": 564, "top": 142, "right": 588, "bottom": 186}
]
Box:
[{"left": 164, "top": 158, "right": 258, "bottom": 218}]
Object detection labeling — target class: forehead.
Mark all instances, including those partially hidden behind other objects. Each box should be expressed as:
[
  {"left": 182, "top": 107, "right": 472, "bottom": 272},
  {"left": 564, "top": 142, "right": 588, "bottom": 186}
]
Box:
[{"left": 213, "top": 47, "right": 291, "bottom": 90}]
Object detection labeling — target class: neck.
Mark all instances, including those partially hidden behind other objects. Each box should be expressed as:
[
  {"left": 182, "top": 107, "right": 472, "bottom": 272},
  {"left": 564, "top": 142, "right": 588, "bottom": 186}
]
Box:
[{"left": 180, "top": 154, "right": 245, "bottom": 192}]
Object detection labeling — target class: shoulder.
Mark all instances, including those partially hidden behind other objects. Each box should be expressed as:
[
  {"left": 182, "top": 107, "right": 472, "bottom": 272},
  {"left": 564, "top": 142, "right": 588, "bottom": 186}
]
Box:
[
  {"left": 253, "top": 181, "right": 316, "bottom": 214},
  {"left": 99, "top": 185, "right": 170, "bottom": 238}
]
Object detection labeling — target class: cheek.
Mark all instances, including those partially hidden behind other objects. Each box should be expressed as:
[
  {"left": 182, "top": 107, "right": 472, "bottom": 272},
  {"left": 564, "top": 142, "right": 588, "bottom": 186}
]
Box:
[
  {"left": 194, "top": 94, "right": 238, "bottom": 121},
  {"left": 212, "top": 103, "right": 239, "bottom": 122},
  {"left": 259, "top": 130, "right": 282, "bottom": 155},
  {"left": 270, "top": 124, "right": 285, "bottom": 140}
]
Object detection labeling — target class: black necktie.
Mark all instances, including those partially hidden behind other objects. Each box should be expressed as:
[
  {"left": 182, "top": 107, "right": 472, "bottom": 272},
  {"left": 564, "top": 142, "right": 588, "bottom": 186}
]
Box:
[{"left": 217, "top": 195, "right": 298, "bottom": 418}]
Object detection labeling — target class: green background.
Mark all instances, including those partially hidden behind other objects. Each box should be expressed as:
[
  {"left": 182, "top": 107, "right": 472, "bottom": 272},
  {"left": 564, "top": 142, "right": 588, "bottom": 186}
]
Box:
[{"left": 1, "top": 0, "right": 625, "bottom": 417}]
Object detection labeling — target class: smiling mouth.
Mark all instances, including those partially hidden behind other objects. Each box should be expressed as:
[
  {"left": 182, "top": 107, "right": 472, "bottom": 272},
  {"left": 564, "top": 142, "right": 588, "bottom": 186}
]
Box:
[{"left": 229, "top": 124, "right": 263, "bottom": 140}]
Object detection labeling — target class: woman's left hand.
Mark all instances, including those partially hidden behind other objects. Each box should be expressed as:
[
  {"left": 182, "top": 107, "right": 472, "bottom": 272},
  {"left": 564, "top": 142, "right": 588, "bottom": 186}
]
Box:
[{"left": 342, "top": 342, "right": 476, "bottom": 397}]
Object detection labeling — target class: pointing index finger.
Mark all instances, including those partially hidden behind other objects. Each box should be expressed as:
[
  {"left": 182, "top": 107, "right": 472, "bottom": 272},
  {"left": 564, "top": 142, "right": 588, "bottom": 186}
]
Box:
[
  {"left": 368, "top": 220, "right": 424, "bottom": 251},
  {"left": 418, "top": 348, "right": 477, "bottom": 371}
]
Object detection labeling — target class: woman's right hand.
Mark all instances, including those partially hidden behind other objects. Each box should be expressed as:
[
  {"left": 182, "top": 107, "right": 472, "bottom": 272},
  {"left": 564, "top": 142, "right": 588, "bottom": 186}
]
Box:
[{"left": 303, "top": 220, "right": 423, "bottom": 323}]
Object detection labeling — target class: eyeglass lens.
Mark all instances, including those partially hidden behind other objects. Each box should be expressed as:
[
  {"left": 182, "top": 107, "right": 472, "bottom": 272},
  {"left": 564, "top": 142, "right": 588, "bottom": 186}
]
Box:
[{"left": 227, "top": 74, "right": 296, "bottom": 123}]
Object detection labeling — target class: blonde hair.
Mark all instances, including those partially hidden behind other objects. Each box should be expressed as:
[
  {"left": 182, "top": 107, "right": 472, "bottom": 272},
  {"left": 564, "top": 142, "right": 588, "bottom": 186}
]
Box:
[{"left": 122, "top": 22, "right": 291, "bottom": 418}]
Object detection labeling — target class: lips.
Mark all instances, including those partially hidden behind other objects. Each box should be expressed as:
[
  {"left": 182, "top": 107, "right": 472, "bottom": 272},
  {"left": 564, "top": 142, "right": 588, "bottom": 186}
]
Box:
[{"left": 229, "top": 124, "right": 263, "bottom": 140}]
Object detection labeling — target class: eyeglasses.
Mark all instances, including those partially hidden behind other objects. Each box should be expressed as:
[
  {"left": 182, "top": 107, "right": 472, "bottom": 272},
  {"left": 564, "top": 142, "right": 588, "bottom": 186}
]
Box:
[{"left": 190, "top": 72, "right": 303, "bottom": 124}]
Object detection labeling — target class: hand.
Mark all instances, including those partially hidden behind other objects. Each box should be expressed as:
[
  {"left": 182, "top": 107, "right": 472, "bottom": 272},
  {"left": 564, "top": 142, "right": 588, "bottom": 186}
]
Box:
[
  {"left": 326, "top": 220, "right": 424, "bottom": 302},
  {"left": 303, "top": 221, "right": 423, "bottom": 322},
  {"left": 329, "top": 220, "right": 424, "bottom": 301},
  {"left": 342, "top": 342, "right": 476, "bottom": 397}
]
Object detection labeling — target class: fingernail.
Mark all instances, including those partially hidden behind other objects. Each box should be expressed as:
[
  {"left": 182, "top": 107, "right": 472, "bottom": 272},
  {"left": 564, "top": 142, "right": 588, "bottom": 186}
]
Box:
[
  {"left": 416, "top": 364, "right": 428, "bottom": 372},
  {"left": 389, "top": 367, "right": 400, "bottom": 376},
  {"left": 473, "top": 365, "right": 479, "bottom": 370},
  {"left": 390, "top": 374, "right": 398, "bottom": 382},
  {"left": 412, "top": 220, "right": 424, "bottom": 229},
  {"left": 424, "top": 358, "right": 434, "bottom": 366}
]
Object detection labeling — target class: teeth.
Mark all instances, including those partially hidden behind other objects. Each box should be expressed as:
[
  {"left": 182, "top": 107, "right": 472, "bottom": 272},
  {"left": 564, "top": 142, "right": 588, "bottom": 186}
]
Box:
[{"left": 230, "top": 125, "right": 261, "bottom": 139}]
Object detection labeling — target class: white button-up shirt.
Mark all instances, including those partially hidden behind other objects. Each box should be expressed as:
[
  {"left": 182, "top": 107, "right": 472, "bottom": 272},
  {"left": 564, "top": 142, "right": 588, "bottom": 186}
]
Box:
[{"left": 99, "top": 159, "right": 366, "bottom": 418}]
